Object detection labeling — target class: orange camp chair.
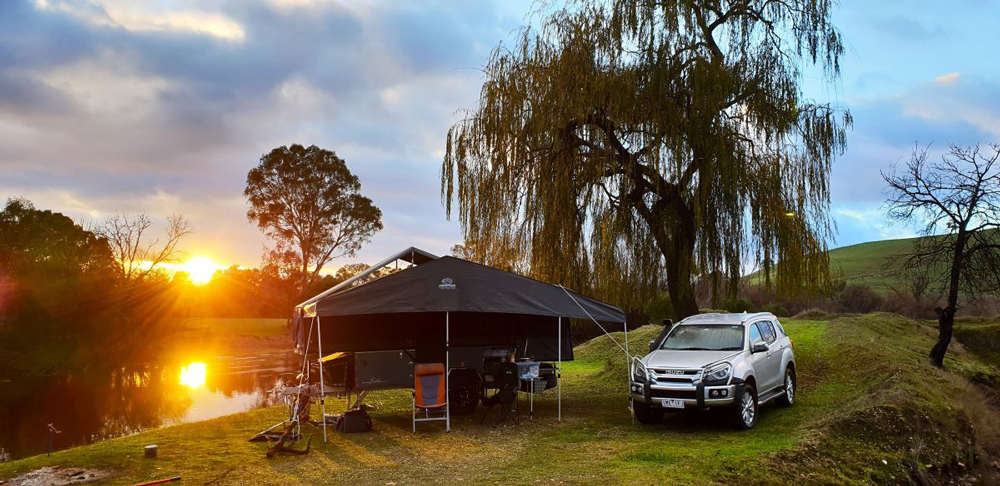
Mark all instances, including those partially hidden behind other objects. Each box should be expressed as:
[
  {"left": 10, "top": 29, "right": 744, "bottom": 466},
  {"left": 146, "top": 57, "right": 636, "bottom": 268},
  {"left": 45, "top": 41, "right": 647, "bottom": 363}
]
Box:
[{"left": 413, "top": 363, "right": 448, "bottom": 432}]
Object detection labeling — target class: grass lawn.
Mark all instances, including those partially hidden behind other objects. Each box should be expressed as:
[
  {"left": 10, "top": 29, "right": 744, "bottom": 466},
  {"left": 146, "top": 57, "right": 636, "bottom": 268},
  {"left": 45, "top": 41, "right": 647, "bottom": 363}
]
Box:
[{"left": 2, "top": 314, "right": 999, "bottom": 484}]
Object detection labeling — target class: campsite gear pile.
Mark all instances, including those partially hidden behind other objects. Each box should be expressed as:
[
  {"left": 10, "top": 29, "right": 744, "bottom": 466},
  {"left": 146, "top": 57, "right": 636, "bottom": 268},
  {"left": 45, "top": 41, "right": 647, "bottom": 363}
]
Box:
[
  {"left": 338, "top": 408, "right": 373, "bottom": 433},
  {"left": 248, "top": 387, "right": 313, "bottom": 458}
]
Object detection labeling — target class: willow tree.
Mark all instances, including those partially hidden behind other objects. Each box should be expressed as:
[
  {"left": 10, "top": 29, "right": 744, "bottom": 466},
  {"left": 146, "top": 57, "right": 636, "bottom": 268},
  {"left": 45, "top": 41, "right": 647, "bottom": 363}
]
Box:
[{"left": 442, "top": 0, "right": 850, "bottom": 317}]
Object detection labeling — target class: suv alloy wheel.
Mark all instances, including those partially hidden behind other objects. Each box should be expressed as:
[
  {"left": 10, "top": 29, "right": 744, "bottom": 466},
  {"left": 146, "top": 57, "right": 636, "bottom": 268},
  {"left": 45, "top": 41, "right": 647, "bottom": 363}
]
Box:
[
  {"left": 732, "top": 384, "right": 757, "bottom": 430},
  {"left": 777, "top": 368, "right": 795, "bottom": 407}
]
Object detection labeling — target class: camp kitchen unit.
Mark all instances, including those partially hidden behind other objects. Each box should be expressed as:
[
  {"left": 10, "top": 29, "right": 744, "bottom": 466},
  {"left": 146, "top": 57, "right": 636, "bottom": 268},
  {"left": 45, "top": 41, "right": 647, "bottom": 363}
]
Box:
[{"left": 291, "top": 247, "right": 626, "bottom": 436}]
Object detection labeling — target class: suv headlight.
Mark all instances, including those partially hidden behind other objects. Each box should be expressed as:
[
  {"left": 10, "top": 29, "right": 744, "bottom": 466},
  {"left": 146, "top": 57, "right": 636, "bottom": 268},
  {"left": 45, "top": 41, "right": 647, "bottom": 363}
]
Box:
[
  {"left": 703, "top": 362, "right": 732, "bottom": 385},
  {"left": 632, "top": 362, "right": 647, "bottom": 383}
]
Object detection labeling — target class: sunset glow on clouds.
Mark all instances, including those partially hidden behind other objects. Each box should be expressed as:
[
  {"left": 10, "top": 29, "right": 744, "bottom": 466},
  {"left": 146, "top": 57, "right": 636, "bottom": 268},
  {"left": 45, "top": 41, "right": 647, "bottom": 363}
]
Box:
[
  {"left": 33, "top": 0, "right": 246, "bottom": 41},
  {"left": 1, "top": 0, "right": 999, "bottom": 269}
]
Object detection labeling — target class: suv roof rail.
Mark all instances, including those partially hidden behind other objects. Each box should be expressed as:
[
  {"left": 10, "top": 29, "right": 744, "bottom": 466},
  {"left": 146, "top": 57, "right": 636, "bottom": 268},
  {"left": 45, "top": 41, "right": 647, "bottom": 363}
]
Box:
[{"left": 677, "top": 311, "right": 776, "bottom": 325}]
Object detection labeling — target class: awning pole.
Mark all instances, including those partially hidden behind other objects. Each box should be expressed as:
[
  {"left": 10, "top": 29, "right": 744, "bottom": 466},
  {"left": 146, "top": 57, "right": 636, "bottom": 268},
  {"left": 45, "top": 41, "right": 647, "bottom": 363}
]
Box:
[
  {"left": 558, "top": 316, "right": 562, "bottom": 423},
  {"left": 317, "top": 316, "right": 327, "bottom": 443},
  {"left": 299, "top": 316, "right": 315, "bottom": 384},
  {"left": 445, "top": 311, "right": 451, "bottom": 432},
  {"left": 624, "top": 319, "right": 630, "bottom": 415}
]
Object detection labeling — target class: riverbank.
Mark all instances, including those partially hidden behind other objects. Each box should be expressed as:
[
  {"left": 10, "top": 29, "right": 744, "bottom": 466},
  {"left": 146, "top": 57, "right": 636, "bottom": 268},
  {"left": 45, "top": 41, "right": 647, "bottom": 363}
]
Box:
[{"left": 3, "top": 314, "right": 1000, "bottom": 484}]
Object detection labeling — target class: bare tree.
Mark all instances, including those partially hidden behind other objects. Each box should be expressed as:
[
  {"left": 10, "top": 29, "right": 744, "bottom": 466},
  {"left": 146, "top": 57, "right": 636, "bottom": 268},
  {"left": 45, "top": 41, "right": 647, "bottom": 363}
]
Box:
[
  {"left": 883, "top": 144, "right": 1000, "bottom": 367},
  {"left": 95, "top": 212, "right": 192, "bottom": 283}
]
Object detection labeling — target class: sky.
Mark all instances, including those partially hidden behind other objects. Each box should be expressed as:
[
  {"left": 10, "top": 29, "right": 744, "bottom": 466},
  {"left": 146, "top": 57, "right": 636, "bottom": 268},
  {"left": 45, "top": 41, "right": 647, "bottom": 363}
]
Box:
[{"left": 1, "top": 0, "right": 999, "bottom": 272}]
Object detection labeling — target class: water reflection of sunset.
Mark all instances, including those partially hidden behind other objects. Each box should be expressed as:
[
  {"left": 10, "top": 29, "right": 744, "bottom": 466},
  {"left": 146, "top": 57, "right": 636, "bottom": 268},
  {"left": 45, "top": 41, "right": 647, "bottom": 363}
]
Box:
[{"left": 179, "top": 362, "right": 207, "bottom": 389}]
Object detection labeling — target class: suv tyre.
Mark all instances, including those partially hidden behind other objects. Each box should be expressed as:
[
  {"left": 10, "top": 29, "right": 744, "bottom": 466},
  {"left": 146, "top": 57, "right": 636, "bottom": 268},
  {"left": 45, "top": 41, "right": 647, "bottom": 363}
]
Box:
[
  {"left": 633, "top": 402, "right": 665, "bottom": 424},
  {"left": 776, "top": 368, "right": 796, "bottom": 407},
  {"left": 732, "top": 384, "right": 757, "bottom": 430}
]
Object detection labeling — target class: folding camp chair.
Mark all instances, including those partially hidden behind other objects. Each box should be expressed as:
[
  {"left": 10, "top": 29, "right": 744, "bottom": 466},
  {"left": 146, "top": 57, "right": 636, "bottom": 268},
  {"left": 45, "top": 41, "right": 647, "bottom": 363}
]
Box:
[
  {"left": 413, "top": 363, "right": 448, "bottom": 432},
  {"left": 480, "top": 362, "right": 519, "bottom": 425}
]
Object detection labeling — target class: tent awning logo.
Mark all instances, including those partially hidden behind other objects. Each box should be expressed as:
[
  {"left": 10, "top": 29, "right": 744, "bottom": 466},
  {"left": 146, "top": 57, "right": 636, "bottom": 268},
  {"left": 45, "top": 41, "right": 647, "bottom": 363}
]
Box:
[{"left": 438, "top": 278, "right": 456, "bottom": 290}]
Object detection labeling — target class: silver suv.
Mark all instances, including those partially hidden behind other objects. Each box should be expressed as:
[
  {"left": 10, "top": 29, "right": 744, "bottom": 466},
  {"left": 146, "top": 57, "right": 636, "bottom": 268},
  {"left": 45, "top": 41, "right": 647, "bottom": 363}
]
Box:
[{"left": 629, "top": 312, "right": 796, "bottom": 429}]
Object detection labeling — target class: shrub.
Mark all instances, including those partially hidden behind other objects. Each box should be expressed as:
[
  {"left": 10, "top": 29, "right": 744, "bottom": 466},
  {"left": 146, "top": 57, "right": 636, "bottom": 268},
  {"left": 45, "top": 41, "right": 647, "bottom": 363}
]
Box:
[
  {"left": 644, "top": 292, "right": 674, "bottom": 323},
  {"left": 792, "top": 308, "right": 837, "bottom": 320},
  {"left": 761, "top": 303, "right": 790, "bottom": 317},
  {"left": 836, "top": 284, "right": 884, "bottom": 314},
  {"left": 723, "top": 297, "right": 753, "bottom": 313}
]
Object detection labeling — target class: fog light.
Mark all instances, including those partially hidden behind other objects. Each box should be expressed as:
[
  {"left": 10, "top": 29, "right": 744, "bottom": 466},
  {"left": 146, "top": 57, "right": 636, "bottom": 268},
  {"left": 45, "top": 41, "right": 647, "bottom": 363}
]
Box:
[{"left": 720, "top": 389, "right": 728, "bottom": 397}]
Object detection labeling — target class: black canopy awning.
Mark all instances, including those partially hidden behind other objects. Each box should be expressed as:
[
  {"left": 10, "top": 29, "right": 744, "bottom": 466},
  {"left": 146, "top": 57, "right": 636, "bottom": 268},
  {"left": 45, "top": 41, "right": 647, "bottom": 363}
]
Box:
[
  {"left": 301, "top": 256, "right": 624, "bottom": 321},
  {"left": 292, "top": 254, "right": 626, "bottom": 361}
]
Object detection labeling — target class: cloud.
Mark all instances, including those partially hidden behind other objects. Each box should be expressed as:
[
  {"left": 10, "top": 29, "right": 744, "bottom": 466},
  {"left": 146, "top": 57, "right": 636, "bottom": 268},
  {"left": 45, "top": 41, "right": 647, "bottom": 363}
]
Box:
[
  {"left": 31, "top": 50, "right": 175, "bottom": 118},
  {"left": 934, "top": 72, "right": 960, "bottom": 85},
  {"left": 33, "top": 0, "right": 246, "bottom": 41},
  {"left": 901, "top": 75, "right": 1000, "bottom": 137}
]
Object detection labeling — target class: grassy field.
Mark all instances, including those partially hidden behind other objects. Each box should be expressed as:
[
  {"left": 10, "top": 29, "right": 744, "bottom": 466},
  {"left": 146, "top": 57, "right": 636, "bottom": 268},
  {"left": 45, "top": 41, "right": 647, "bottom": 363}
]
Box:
[
  {"left": 744, "top": 234, "right": 954, "bottom": 293},
  {"left": 953, "top": 318, "right": 1000, "bottom": 366},
  {"left": 3, "top": 314, "right": 1000, "bottom": 484},
  {"left": 826, "top": 237, "right": 919, "bottom": 290},
  {"left": 745, "top": 236, "right": 922, "bottom": 292}
]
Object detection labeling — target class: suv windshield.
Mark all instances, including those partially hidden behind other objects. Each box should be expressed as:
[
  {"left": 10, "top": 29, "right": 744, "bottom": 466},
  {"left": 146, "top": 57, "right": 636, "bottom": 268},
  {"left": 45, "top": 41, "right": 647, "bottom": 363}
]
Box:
[{"left": 660, "top": 324, "right": 744, "bottom": 351}]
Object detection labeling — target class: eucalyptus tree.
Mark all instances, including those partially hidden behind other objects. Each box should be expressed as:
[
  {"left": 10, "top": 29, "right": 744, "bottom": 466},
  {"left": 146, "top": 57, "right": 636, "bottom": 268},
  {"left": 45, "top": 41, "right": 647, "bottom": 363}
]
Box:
[
  {"left": 442, "top": 0, "right": 850, "bottom": 317},
  {"left": 245, "top": 144, "right": 383, "bottom": 292},
  {"left": 883, "top": 144, "right": 1000, "bottom": 368}
]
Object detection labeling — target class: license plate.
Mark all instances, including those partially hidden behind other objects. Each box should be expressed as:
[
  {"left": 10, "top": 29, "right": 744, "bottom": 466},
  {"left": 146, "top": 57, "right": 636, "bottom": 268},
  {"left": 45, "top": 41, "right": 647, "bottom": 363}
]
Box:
[{"left": 660, "top": 398, "right": 684, "bottom": 409}]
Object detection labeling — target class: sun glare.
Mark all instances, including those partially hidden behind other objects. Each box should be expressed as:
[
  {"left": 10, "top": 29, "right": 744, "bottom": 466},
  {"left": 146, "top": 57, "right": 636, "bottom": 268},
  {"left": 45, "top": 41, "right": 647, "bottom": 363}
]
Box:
[
  {"left": 179, "top": 362, "right": 207, "bottom": 389},
  {"left": 182, "top": 256, "right": 220, "bottom": 285}
]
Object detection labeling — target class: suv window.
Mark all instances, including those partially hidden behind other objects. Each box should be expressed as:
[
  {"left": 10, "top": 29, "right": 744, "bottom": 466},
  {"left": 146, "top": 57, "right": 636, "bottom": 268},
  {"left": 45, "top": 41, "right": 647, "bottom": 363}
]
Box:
[
  {"left": 772, "top": 320, "right": 786, "bottom": 337},
  {"left": 660, "top": 324, "right": 744, "bottom": 351},
  {"left": 748, "top": 323, "right": 763, "bottom": 345},
  {"left": 759, "top": 321, "right": 776, "bottom": 344}
]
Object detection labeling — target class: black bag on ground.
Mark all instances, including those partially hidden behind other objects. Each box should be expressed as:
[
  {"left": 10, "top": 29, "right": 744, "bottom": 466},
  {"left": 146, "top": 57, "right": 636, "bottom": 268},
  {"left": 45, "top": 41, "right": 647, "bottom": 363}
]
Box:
[{"left": 338, "top": 408, "right": 372, "bottom": 433}]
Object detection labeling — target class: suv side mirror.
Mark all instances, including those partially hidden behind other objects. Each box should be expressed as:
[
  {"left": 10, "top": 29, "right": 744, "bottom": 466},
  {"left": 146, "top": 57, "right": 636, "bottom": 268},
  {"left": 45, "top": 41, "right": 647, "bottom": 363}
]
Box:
[{"left": 751, "top": 342, "right": 768, "bottom": 354}]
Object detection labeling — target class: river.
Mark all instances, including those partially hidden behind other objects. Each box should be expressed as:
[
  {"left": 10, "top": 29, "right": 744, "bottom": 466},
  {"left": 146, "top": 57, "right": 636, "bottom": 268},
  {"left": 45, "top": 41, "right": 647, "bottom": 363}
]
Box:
[{"left": 0, "top": 350, "right": 302, "bottom": 460}]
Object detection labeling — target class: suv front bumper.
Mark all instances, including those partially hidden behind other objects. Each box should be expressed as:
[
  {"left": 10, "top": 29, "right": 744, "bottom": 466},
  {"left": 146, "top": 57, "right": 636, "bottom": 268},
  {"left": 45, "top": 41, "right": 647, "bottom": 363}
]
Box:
[{"left": 630, "top": 381, "right": 738, "bottom": 408}]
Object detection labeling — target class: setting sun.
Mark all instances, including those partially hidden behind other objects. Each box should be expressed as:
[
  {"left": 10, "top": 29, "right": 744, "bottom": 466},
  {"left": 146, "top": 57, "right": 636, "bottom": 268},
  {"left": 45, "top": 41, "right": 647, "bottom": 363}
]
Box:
[
  {"left": 181, "top": 257, "right": 221, "bottom": 285},
  {"left": 179, "top": 362, "right": 207, "bottom": 389}
]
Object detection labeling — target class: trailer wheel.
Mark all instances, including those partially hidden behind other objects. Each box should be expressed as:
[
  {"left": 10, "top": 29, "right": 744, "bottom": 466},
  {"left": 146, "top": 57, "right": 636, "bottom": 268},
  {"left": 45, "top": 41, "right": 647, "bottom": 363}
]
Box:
[{"left": 448, "top": 368, "right": 481, "bottom": 415}]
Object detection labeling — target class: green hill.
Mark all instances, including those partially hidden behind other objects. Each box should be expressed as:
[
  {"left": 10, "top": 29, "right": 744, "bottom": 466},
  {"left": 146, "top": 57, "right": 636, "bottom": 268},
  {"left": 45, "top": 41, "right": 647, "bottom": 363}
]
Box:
[
  {"left": 747, "top": 235, "right": 934, "bottom": 292},
  {"left": 826, "top": 236, "right": 920, "bottom": 290}
]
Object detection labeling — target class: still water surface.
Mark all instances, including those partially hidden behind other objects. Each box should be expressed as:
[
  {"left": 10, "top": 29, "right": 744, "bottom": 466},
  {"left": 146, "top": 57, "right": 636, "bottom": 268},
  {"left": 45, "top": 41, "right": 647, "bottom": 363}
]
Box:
[{"left": 0, "top": 351, "right": 301, "bottom": 459}]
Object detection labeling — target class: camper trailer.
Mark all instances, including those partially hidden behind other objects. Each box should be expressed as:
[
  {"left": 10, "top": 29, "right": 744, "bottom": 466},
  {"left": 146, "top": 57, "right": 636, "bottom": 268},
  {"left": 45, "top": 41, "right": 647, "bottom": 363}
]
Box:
[{"left": 290, "top": 247, "right": 626, "bottom": 433}]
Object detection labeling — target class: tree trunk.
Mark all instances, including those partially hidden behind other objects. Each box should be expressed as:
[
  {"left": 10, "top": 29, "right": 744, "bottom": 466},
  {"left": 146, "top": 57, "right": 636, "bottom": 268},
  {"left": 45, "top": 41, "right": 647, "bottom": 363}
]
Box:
[
  {"left": 932, "top": 230, "right": 967, "bottom": 368},
  {"left": 667, "top": 254, "right": 699, "bottom": 319},
  {"left": 930, "top": 305, "right": 955, "bottom": 368},
  {"left": 664, "top": 218, "right": 699, "bottom": 320}
]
